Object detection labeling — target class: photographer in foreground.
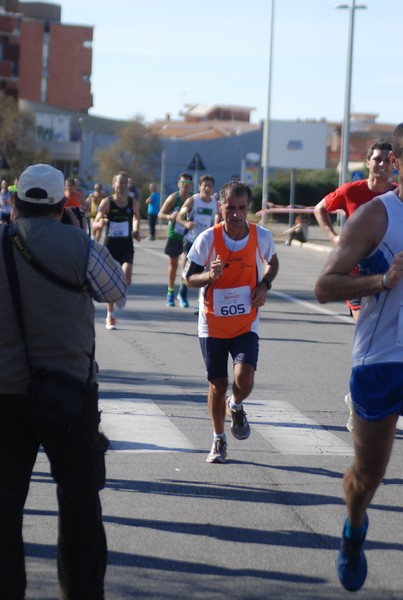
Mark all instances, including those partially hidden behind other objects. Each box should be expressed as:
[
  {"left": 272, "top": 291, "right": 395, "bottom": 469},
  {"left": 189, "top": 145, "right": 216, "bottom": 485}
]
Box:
[{"left": 0, "top": 164, "right": 127, "bottom": 599}]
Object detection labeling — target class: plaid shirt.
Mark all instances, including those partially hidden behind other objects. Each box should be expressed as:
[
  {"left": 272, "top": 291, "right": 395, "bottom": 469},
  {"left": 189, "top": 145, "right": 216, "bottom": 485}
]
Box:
[{"left": 87, "top": 240, "right": 127, "bottom": 307}]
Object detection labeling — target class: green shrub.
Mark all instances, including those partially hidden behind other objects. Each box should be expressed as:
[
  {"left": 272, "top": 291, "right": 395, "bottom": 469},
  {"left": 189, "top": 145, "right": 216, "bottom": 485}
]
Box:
[{"left": 250, "top": 169, "right": 339, "bottom": 214}]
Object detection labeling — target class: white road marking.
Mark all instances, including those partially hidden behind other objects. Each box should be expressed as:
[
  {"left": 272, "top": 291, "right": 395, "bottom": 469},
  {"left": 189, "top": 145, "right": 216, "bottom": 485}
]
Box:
[
  {"left": 100, "top": 397, "right": 353, "bottom": 456},
  {"left": 99, "top": 398, "right": 194, "bottom": 453},
  {"left": 271, "top": 290, "right": 354, "bottom": 325},
  {"left": 250, "top": 400, "right": 354, "bottom": 456}
]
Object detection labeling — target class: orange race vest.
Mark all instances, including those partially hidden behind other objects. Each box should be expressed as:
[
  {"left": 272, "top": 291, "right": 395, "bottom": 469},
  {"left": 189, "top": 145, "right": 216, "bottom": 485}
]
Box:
[
  {"left": 205, "top": 223, "right": 260, "bottom": 338},
  {"left": 64, "top": 191, "right": 82, "bottom": 208}
]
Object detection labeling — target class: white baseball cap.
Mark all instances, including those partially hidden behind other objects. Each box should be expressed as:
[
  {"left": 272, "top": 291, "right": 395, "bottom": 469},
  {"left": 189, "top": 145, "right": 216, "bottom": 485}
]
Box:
[{"left": 18, "top": 164, "right": 65, "bottom": 205}]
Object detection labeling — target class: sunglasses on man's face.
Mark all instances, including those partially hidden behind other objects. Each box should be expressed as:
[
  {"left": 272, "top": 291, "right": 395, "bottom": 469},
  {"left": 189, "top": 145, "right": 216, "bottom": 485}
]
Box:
[{"left": 179, "top": 180, "right": 192, "bottom": 185}]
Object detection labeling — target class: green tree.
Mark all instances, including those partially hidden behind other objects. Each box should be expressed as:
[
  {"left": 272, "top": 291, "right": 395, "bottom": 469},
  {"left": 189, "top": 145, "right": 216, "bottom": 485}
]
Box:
[
  {"left": 0, "top": 93, "right": 50, "bottom": 179},
  {"left": 95, "top": 116, "right": 161, "bottom": 198}
]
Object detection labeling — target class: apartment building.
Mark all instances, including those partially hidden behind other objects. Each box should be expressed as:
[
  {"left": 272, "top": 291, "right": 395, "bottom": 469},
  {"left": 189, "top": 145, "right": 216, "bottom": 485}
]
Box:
[{"left": 0, "top": 0, "right": 93, "bottom": 112}]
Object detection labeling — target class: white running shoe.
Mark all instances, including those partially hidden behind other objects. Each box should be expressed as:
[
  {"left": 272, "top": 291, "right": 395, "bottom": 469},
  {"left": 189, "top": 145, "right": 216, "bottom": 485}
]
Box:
[
  {"left": 105, "top": 315, "right": 117, "bottom": 330},
  {"left": 345, "top": 393, "right": 353, "bottom": 432},
  {"left": 206, "top": 437, "right": 227, "bottom": 463}
]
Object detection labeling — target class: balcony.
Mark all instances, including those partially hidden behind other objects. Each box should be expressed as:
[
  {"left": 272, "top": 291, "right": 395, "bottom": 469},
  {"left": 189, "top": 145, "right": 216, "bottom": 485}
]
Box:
[
  {"left": 0, "top": 60, "right": 18, "bottom": 80},
  {"left": 0, "top": 16, "right": 20, "bottom": 38}
]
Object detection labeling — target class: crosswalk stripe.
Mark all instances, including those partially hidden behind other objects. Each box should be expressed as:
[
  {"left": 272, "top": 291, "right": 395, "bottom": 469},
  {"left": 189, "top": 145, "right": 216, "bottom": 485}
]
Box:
[
  {"left": 249, "top": 400, "right": 354, "bottom": 455},
  {"left": 99, "top": 398, "right": 195, "bottom": 453},
  {"left": 100, "top": 398, "right": 354, "bottom": 455}
]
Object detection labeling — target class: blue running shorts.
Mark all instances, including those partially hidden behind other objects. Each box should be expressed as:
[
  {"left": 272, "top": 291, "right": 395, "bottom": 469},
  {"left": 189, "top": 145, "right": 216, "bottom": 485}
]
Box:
[{"left": 350, "top": 363, "right": 403, "bottom": 421}]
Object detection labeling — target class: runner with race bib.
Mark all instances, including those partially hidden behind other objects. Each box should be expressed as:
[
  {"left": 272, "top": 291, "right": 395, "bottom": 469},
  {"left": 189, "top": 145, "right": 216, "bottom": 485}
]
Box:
[{"left": 183, "top": 180, "right": 279, "bottom": 463}]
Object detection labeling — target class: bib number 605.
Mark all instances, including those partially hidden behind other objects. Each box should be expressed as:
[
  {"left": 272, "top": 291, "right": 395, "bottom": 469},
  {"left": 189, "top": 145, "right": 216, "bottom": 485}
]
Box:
[{"left": 221, "top": 304, "right": 246, "bottom": 316}]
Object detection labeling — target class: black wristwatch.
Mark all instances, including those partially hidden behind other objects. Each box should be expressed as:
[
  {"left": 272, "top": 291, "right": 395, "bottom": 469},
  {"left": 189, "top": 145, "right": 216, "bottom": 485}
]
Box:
[{"left": 261, "top": 278, "right": 272, "bottom": 291}]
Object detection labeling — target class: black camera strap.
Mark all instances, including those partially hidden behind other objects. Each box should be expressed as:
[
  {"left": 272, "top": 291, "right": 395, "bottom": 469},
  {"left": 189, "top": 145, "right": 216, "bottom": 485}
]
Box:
[
  {"left": 3, "top": 226, "right": 30, "bottom": 367},
  {"left": 8, "top": 225, "right": 87, "bottom": 293}
]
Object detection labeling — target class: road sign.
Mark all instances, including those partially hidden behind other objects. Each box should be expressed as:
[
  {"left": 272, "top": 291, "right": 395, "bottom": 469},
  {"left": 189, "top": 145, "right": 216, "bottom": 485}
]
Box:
[
  {"left": 351, "top": 170, "right": 364, "bottom": 181},
  {"left": 187, "top": 153, "right": 206, "bottom": 171}
]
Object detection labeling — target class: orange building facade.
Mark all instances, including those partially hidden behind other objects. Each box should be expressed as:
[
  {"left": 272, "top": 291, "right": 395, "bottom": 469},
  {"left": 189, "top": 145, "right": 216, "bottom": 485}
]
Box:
[{"left": 0, "top": 1, "right": 93, "bottom": 112}]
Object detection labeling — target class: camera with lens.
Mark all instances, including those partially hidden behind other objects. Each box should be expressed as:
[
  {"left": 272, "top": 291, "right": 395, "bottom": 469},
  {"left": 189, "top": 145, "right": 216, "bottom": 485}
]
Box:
[{"left": 61, "top": 206, "right": 85, "bottom": 228}]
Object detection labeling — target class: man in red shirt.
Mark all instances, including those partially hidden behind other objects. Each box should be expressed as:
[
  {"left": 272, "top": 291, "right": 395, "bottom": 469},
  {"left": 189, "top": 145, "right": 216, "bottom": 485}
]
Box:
[{"left": 314, "top": 141, "right": 396, "bottom": 247}]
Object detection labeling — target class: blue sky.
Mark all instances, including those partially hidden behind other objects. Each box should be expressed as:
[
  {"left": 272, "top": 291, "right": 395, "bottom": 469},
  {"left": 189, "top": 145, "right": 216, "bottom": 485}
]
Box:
[{"left": 54, "top": 0, "right": 403, "bottom": 127}]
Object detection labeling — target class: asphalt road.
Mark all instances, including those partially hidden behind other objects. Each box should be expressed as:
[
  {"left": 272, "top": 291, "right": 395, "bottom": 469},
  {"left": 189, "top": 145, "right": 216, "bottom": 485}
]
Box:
[{"left": 23, "top": 234, "right": 403, "bottom": 599}]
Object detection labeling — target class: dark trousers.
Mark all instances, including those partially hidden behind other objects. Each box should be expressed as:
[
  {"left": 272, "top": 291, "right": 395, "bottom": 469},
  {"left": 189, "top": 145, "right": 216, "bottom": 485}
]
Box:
[
  {"left": 148, "top": 213, "right": 158, "bottom": 239},
  {"left": 0, "top": 389, "right": 107, "bottom": 600}
]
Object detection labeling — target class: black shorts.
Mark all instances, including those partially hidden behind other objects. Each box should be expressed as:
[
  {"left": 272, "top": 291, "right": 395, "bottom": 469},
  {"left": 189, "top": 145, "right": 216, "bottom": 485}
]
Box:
[
  {"left": 105, "top": 237, "right": 134, "bottom": 265},
  {"left": 182, "top": 239, "right": 193, "bottom": 257},
  {"left": 290, "top": 231, "right": 307, "bottom": 243},
  {"left": 164, "top": 236, "right": 184, "bottom": 258},
  {"left": 199, "top": 332, "right": 259, "bottom": 380},
  {"left": 0, "top": 211, "right": 11, "bottom": 223}
]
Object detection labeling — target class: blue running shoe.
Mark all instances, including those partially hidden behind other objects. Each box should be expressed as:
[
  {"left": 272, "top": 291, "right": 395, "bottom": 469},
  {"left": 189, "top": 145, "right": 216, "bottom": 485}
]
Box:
[
  {"left": 337, "top": 514, "right": 368, "bottom": 592},
  {"left": 177, "top": 290, "right": 189, "bottom": 308},
  {"left": 166, "top": 291, "right": 175, "bottom": 307}
]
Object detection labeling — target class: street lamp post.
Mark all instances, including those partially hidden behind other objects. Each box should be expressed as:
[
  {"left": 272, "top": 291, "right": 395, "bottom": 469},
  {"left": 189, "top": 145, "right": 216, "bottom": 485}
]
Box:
[
  {"left": 160, "top": 149, "right": 167, "bottom": 210},
  {"left": 78, "top": 117, "right": 85, "bottom": 181},
  {"left": 261, "top": 0, "right": 275, "bottom": 226},
  {"left": 336, "top": 1, "right": 367, "bottom": 188}
]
